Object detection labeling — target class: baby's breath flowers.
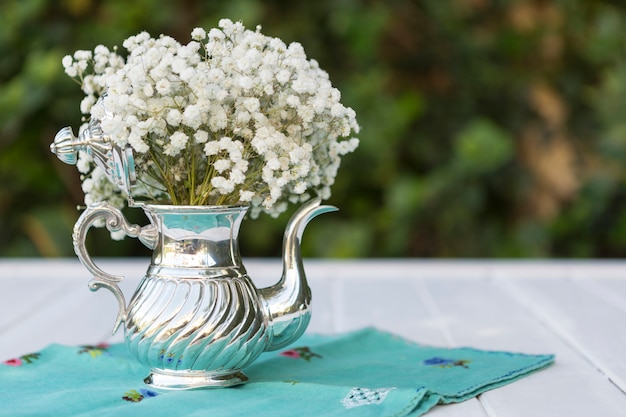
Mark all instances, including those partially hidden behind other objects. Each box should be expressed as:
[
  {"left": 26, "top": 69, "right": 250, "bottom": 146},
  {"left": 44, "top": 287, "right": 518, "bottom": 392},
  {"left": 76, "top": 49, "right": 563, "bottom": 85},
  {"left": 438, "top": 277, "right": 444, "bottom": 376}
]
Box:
[{"left": 62, "top": 19, "right": 359, "bottom": 218}]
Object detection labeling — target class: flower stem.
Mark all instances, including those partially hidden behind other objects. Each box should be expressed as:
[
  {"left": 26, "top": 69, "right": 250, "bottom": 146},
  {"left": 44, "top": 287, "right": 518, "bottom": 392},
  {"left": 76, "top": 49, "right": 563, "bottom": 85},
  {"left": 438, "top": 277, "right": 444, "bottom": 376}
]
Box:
[{"left": 150, "top": 150, "right": 178, "bottom": 204}]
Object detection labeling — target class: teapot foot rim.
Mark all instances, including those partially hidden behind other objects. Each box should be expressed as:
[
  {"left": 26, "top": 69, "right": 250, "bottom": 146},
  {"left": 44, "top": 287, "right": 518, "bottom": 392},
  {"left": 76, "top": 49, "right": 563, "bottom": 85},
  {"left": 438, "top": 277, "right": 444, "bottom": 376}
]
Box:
[{"left": 144, "top": 369, "right": 248, "bottom": 390}]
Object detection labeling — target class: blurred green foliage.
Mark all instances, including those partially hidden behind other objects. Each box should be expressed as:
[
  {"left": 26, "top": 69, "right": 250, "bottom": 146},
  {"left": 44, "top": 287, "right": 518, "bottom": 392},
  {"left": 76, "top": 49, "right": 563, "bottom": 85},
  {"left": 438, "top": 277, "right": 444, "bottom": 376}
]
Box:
[{"left": 2, "top": 0, "right": 626, "bottom": 258}]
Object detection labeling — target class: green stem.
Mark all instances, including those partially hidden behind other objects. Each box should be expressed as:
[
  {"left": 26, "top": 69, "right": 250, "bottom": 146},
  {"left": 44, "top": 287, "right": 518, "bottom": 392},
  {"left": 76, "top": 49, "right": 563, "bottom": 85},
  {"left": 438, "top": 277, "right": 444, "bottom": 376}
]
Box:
[
  {"left": 149, "top": 150, "right": 178, "bottom": 204},
  {"left": 187, "top": 144, "right": 196, "bottom": 204}
]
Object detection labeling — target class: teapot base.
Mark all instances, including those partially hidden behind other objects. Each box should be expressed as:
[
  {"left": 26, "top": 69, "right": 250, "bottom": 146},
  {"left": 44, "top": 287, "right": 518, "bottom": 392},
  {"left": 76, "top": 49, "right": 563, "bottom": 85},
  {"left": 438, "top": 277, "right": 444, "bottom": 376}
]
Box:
[{"left": 144, "top": 369, "right": 249, "bottom": 390}]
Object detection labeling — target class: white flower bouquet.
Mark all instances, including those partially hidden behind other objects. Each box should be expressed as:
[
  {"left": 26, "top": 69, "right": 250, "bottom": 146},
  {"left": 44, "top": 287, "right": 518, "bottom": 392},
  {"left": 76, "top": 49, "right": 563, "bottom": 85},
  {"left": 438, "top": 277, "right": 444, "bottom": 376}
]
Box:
[{"left": 62, "top": 19, "right": 359, "bottom": 218}]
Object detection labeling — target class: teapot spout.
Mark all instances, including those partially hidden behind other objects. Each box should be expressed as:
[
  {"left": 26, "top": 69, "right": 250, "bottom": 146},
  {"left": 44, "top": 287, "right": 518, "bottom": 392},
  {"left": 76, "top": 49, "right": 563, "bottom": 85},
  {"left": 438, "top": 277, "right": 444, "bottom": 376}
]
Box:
[{"left": 259, "top": 198, "right": 337, "bottom": 351}]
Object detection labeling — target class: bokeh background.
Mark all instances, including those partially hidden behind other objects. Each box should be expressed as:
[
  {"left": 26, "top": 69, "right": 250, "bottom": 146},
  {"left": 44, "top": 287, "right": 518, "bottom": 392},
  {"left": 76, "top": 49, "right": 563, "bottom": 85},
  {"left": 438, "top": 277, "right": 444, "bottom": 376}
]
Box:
[{"left": 2, "top": 0, "right": 626, "bottom": 258}]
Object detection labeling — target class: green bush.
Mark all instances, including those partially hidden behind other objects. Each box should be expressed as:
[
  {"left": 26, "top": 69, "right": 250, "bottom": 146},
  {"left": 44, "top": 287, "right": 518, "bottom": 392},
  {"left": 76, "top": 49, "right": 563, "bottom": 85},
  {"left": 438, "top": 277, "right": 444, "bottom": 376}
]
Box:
[{"left": 2, "top": 0, "right": 626, "bottom": 258}]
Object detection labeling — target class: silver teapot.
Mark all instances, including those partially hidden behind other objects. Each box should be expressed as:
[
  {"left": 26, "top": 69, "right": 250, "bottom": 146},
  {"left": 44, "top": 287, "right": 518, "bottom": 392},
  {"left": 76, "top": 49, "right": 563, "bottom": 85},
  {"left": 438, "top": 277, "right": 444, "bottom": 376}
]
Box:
[{"left": 51, "top": 116, "right": 336, "bottom": 390}]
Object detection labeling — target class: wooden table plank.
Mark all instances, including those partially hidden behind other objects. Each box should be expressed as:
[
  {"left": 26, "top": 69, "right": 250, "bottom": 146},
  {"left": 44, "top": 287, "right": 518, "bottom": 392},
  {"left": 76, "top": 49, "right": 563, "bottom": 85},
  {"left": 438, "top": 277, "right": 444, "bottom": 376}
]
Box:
[
  {"left": 494, "top": 271, "right": 626, "bottom": 395},
  {"left": 417, "top": 276, "right": 626, "bottom": 417}
]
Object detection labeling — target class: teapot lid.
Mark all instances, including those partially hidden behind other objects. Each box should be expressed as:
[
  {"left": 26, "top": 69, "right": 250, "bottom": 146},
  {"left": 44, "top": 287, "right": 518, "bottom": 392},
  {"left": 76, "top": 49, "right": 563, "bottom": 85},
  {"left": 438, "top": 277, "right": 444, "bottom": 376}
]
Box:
[{"left": 50, "top": 97, "right": 137, "bottom": 201}]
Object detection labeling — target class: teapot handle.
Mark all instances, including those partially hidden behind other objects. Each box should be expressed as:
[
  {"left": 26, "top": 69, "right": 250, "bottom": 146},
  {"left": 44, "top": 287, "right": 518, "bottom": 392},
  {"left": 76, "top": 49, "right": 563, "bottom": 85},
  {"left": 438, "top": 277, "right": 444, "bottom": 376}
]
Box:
[{"left": 72, "top": 202, "right": 158, "bottom": 333}]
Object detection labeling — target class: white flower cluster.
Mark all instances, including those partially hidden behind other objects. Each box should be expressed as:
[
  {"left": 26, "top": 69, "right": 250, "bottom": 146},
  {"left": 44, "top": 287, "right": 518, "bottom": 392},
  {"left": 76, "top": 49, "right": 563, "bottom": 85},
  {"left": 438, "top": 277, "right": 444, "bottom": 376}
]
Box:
[{"left": 62, "top": 19, "right": 359, "bottom": 217}]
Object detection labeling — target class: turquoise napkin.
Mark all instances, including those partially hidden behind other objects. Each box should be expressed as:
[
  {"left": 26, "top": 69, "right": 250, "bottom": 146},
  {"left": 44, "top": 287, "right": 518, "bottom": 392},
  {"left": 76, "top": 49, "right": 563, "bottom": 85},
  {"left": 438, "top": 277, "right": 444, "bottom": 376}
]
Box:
[{"left": 0, "top": 328, "right": 553, "bottom": 416}]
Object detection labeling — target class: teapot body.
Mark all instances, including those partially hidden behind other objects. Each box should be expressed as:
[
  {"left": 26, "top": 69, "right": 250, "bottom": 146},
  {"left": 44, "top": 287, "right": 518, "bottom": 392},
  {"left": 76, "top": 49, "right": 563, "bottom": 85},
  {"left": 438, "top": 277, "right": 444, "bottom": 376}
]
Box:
[
  {"left": 127, "top": 204, "right": 269, "bottom": 389},
  {"left": 71, "top": 198, "right": 334, "bottom": 389},
  {"left": 127, "top": 264, "right": 269, "bottom": 389},
  {"left": 74, "top": 203, "right": 271, "bottom": 388}
]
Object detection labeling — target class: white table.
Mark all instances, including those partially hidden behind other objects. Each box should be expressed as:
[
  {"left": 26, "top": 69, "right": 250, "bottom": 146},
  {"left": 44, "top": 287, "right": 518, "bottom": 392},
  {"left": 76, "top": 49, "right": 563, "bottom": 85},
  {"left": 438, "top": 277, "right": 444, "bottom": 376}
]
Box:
[{"left": 1, "top": 258, "right": 626, "bottom": 416}]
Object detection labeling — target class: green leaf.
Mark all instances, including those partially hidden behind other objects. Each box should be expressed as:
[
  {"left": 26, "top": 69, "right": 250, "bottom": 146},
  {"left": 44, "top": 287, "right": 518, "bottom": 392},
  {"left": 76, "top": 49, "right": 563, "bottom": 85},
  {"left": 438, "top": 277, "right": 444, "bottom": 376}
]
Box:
[{"left": 453, "top": 118, "right": 514, "bottom": 174}]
